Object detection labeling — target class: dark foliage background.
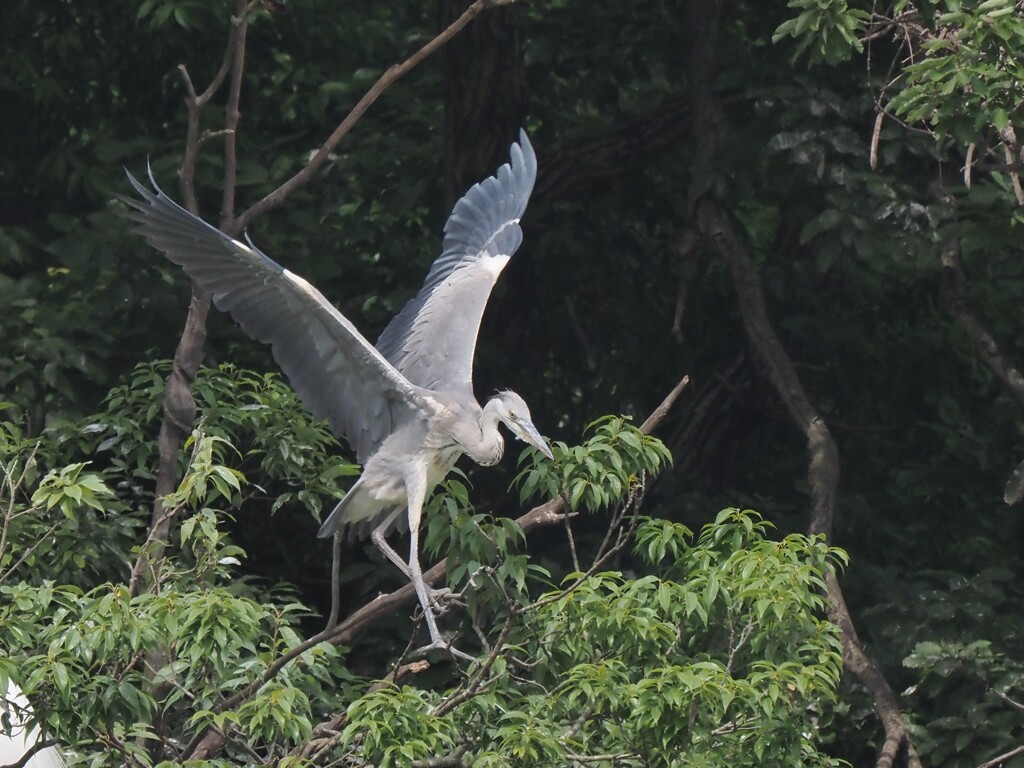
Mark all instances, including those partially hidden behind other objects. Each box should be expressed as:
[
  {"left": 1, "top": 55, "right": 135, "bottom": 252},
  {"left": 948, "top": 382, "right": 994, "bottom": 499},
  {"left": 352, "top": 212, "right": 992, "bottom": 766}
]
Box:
[{"left": 3, "top": 0, "right": 1024, "bottom": 765}]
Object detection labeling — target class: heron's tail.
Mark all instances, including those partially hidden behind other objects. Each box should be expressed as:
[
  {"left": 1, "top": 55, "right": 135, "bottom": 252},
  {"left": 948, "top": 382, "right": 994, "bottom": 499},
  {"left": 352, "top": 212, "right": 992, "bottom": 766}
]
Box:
[{"left": 317, "top": 479, "right": 408, "bottom": 540}]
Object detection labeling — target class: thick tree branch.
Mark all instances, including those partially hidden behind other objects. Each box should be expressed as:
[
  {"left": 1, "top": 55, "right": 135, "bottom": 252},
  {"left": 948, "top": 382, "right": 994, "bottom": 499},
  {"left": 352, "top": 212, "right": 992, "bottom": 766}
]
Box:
[
  {"left": 698, "top": 204, "right": 840, "bottom": 538},
  {"left": 939, "top": 237, "right": 1024, "bottom": 404},
  {"left": 129, "top": 0, "right": 252, "bottom": 600},
  {"left": 686, "top": 3, "right": 918, "bottom": 767},
  {"left": 219, "top": 1, "right": 249, "bottom": 228},
  {"left": 698, "top": 200, "right": 921, "bottom": 768}
]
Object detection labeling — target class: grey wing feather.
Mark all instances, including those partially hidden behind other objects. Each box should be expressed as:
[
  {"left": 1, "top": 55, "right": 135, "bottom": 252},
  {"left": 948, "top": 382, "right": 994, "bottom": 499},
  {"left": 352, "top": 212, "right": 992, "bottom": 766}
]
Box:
[
  {"left": 376, "top": 129, "right": 537, "bottom": 393},
  {"left": 1005, "top": 455, "right": 1024, "bottom": 505},
  {"left": 120, "top": 168, "right": 428, "bottom": 463}
]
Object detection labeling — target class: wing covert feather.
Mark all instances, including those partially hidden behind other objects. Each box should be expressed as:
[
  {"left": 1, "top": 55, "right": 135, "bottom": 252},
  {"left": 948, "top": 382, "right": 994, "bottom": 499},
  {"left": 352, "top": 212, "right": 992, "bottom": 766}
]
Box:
[
  {"left": 376, "top": 130, "right": 537, "bottom": 393},
  {"left": 120, "top": 170, "right": 427, "bottom": 462}
]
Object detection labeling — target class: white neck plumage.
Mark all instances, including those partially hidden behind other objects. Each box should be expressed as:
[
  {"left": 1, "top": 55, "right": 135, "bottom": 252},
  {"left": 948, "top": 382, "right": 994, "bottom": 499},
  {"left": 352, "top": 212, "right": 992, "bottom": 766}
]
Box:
[{"left": 473, "top": 397, "right": 508, "bottom": 467}]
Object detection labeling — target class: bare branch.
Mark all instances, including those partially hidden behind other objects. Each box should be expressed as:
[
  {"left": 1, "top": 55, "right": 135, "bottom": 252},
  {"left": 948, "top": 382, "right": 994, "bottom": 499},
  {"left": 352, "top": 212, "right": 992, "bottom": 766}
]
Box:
[
  {"left": 235, "top": 0, "right": 523, "bottom": 232},
  {"left": 0, "top": 739, "right": 59, "bottom": 768},
  {"left": 993, "top": 688, "right": 1024, "bottom": 715},
  {"left": 939, "top": 237, "right": 1024, "bottom": 405},
  {"left": 411, "top": 750, "right": 470, "bottom": 768},
  {"left": 563, "top": 509, "right": 581, "bottom": 572},
  {"left": 964, "top": 142, "right": 975, "bottom": 188},
  {"left": 1000, "top": 125, "right": 1024, "bottom": 207},
  {"left": 639, "top": 375, "right": 690, "bottom": 434},
  {"left": 563, "top": 752, "right": 641, "bottom": 764},
  {"left": 977, "top": 743, "right": 1024, "bottom": 768},
  {"left": 671, "top": 229, "right": 700, "bottom": 342},
  {"left": 220, "top": 0, "right": 250, "bottom": 228},
  {"left": 870, "top": 109, "right": 884, "bottom": 170}
]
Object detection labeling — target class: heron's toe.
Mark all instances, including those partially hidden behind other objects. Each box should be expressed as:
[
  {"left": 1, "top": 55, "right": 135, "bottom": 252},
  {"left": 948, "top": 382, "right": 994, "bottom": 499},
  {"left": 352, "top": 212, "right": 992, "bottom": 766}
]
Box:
[
  {"left": 415, "top": 639, "right": 476, "bottom": 663},
  {"left": 426, "top": 586, "right": 464, "bottom": 614}
]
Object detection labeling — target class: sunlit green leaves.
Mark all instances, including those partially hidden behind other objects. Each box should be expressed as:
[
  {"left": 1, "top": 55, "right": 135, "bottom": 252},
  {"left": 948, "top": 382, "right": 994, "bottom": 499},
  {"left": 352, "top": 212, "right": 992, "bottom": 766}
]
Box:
[
  {"left": 773, "top": 0, "right": 870, "bottom": 64},
  {"left": 886, "top": 0, "right": 1024, "bottom": 144},
  {"left": 29, "top": 462, "right": 113, "bottom": 521},
  {"left": 340, "top": 686, "right": 457, "bottom": 768},
  {"left": 514, "top": 416, "right": 671, "bottom": 512},
  {"left": 501, "top": 509, "right": 847, "bottom": 767}
]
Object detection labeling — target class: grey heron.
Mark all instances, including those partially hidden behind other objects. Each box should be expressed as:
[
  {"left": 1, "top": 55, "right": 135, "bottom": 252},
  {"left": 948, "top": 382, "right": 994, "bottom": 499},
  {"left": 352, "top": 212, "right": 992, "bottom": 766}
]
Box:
[
  {"left": 0, "top": 681, "right": 65, "bottom": 768},
  {"left": 122, "top": 130, "right": 552, "bottom": 653}
]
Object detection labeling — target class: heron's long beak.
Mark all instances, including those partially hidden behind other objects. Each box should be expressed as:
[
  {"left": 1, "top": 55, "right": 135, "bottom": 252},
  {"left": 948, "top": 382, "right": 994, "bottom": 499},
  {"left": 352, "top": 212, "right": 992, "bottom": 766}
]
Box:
[{"left": 515, "top": 419, "right": 554, "bottom": 461}]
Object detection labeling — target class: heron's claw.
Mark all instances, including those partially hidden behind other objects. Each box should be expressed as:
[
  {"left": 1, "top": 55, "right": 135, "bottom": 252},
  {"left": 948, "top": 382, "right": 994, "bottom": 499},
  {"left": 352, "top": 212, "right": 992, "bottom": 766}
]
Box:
[
  {"left": 415, "top": 639, "right": 476, "bottom": 663},
  {"left": 426, "top": 586, "right": 465, "bottom": 615}
]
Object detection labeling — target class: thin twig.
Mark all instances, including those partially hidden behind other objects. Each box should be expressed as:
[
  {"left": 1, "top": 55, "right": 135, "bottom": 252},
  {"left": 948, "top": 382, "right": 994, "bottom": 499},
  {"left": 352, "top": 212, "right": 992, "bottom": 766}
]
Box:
[
  {"left": 0, "top": 520, "right": 61, "bottom": 584},
  {"left": 0, "top": 739, "right": 60, "bottom": 768},
  {"left": 326, "top": 531, "right": 343, "bottom": 630},
  {"left": 977, "top": 743, "right": 1024, "bottom": 768},
  {"left": 525, "top": 478, "right": 646, "bottom": 615},
  {"left": 431, "top": 613, "right": 516, "bottom": 717},
  {"left": 993, "top": 689, "right": 1024, "bottom": 714},
  {"left": 0, "top": 444, "right": 41, "bottom": 577},
  {"left": 234, "top": 0, "right": 523, "bottom": 232},
  {"left": 563, "top": 511, "right": 581, "bottom": 572},
  {"left": 725, "top": 620, "right": 755, "bottom": 674}
]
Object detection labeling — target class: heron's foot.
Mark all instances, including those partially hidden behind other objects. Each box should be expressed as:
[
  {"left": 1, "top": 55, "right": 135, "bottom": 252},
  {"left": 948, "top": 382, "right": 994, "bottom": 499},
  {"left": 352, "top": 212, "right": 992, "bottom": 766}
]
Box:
[
  {"left": 425, "top": 585, "right": 464, "bottom": 615},
  {"left": 414, "top": 638, "right": 476, "bottom": 664}
]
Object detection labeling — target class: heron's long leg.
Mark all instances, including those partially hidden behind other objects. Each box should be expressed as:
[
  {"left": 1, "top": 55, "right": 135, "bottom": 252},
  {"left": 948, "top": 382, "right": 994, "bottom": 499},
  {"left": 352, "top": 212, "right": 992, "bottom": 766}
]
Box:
[
  {"left": 371, "top": 513, "right": 454, "bottom": 608},
  {"left": 371, "top": 510, "right": 410, "bottom": 576},
  {"left": 403, "top": 469, "right": 445, "bottom": 647}
]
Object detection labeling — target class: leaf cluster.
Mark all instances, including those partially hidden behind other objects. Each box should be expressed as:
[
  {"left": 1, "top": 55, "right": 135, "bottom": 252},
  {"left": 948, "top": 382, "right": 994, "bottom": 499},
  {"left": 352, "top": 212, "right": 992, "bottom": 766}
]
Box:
[
  {"left": 515, "top": 416, "right": 672, "bottom": 513},
  {"left": 3, "top": 372, "right": 847, "bottom": 765}
]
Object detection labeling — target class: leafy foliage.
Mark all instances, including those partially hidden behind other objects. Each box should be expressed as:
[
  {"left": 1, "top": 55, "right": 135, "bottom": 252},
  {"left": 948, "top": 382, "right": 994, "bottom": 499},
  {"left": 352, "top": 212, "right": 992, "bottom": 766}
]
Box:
[
  {"left": 515, "top": 415, "right": 673, "bottom": 512},
  {"left": 1, "top": 364, "right": 847, "bottom": 765},
  {"left": 5, "top": 0, "right": 1024, "bottom": 763}
]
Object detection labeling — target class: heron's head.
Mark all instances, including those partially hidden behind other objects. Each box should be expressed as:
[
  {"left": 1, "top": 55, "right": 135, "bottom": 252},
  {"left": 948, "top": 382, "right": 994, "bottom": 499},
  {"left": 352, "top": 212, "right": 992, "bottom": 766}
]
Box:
[{"left": 490, "top": 391, "right": 554, "bottom": 460}]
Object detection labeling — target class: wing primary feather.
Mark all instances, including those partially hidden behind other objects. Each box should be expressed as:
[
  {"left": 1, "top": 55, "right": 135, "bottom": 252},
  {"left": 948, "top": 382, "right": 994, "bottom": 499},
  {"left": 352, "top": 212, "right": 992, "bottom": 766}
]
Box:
[
  {"left": 121, "top": 167, "right": 430, "bottom": 462},
  {"left": 375, "top": 130, "right": 537, "bottom": 393}
]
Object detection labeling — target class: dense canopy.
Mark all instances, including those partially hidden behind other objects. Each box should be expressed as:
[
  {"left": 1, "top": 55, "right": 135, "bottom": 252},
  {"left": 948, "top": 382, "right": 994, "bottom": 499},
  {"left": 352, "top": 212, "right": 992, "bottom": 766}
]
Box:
[{"left": 2, "top": 1, "right": 1024, "bottom": 766}]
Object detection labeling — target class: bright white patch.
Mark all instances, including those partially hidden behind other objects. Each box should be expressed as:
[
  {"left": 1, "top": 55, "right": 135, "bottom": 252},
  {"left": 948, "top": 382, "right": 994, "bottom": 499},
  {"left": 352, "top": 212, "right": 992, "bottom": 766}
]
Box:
[
  {"left": 283, "top": 269, "right": 317, "bottom": 296},
  {"left": 0, "top": 683, "right": 65, "bottom": 768},
  {"left": 479, "top": 254, "right": 510, "bottom": 277}
]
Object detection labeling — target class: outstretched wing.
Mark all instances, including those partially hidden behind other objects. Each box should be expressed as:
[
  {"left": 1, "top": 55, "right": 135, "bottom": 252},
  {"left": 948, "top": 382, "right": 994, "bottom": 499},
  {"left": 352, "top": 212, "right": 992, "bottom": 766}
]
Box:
[
  {"left": 121, "top": 170, "right": 429, "bottom": 463},
  {"left": 375, "top": 129, "right": 537, "bottom": 394}
]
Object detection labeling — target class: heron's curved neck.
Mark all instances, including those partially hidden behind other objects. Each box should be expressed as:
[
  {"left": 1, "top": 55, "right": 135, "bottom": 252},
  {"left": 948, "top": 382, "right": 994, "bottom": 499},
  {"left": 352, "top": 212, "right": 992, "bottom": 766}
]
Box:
[{"left": 461, "top": 398, "right": 506, "bottom": 467}]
